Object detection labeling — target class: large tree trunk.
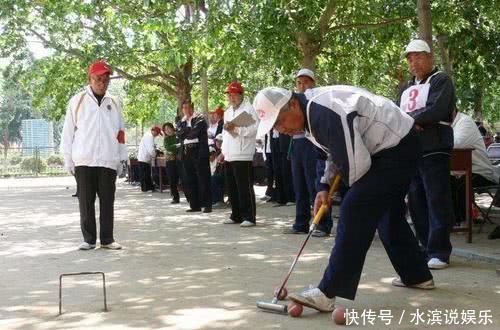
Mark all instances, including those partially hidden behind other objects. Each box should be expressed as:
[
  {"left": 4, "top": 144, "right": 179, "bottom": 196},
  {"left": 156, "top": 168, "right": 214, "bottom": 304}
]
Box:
[
  {"left": 296, "top": 32, "right": 320, "bottom": 71},
  {"left": 174, "top": 59, "right": 193, "bottom": 115},
  {"left": 417, "top": 0, "right": 433, "bottom": 52}
]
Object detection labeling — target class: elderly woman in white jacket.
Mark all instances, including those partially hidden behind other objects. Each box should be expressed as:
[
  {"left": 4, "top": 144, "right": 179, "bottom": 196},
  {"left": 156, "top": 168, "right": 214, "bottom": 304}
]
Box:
[{"left": 221, "top": 81, "right": 259, "bottom": 227}]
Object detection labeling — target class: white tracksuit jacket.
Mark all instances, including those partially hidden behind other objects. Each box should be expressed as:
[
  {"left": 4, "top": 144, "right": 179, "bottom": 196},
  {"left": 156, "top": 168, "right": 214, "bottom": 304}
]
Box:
[{"left": 60, "top": 86, "right": 128, "bottom": 172}]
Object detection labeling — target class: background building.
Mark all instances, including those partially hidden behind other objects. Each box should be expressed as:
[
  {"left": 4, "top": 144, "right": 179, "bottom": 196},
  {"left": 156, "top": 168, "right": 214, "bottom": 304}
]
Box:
[{"left": 21, "top": 119, "right": 54, "bottom": 157}]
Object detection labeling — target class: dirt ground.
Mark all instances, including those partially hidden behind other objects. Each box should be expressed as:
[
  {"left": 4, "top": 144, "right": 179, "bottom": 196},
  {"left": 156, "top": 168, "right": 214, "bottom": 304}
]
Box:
[{"left": 1, "top": 176, "right": 499, "bottom": 329}]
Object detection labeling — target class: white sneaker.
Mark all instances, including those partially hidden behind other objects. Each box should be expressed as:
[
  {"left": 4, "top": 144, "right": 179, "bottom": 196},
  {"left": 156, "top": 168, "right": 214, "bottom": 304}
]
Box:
[
  {"left": 288, "top": 287, "right": 335, "bottom": 312},
  {"left": 101, "top": 242, "right": 122, "bottom": 250},
  {"left": 391, "top": 277, "right": 435, "bottom": 290},
  {"left": 240, "top": 220, "right": 256, "bottom": 227},
  {"left": 427, "top": 258, "right": 448, "bottom": 269},
  {"left": 78, "top": 242, "right": 96, "bottom": 250},
  {"left": 223, "top": 219, "right": 237, "bottom": 224}
]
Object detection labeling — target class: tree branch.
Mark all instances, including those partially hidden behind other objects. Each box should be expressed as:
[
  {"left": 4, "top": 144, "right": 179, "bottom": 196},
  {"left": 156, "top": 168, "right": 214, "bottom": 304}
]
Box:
[
  {"left": 318, "top": 0, "right": 338, "bottom": 38},
  {"left": 330, "top": 16, "right": 412, "bottom": 31}
]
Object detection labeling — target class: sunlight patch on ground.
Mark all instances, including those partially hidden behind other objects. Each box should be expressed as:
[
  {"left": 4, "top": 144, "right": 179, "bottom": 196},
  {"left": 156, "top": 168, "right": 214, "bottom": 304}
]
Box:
[
  {"left": 238, "top": 253, "right": 267, "bottom": 260},
  {"left": 159, "top": 307, "right": 248, "bottom": 329},
  {"left": 185, "top": 268, "right": 221, "bottom": 275}
]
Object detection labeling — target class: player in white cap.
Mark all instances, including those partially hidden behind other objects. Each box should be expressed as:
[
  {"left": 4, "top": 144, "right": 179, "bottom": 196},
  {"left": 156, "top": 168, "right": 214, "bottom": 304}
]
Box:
[{"left": 254, "top": 85, "right": 434, "bottom": 312}]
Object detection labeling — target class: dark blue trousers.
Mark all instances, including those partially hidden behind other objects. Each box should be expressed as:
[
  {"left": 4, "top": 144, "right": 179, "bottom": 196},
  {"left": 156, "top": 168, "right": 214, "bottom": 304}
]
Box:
[
  {"left": 318, "top": 130, "right": 432, "bottom": 300},
  {"left": 291, "top": 138, "right": 332, "bottom": 233},
  {"left": 408, "top": 153, "right": 454, "bottom": 262}
]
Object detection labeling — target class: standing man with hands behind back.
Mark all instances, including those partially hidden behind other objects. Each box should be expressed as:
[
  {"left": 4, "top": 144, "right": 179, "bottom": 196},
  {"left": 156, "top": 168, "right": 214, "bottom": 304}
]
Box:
[
  {"left": 61, "top": 60, "right": 127, "bottom": 250},
  {"left": 397, "top": 39, "right": 456, "bottom": 269}
]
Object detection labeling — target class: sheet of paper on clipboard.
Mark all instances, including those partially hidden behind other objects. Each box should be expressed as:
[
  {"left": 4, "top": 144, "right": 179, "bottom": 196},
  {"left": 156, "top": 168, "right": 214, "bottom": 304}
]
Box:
[{"left": 228, "top": 111, "right": 255, "bottom": 127}]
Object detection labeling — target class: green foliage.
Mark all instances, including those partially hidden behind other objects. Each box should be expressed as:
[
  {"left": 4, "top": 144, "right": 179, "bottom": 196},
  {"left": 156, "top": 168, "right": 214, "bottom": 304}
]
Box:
[
  {"left": 0, "top": 0, "right": 498, "bottom": 126},
  {"left": 46, "top": 154, "right": 64, "bottom": 166},
  {"left": 8, "top": 153, "right": 22, "bottom": 165},
  {"left": 20, "top": 156, "right": 47, "bottom": 173}
]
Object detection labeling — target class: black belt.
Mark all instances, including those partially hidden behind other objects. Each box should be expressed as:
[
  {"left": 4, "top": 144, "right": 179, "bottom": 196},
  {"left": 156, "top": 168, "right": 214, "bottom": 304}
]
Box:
[{"left": 184, "top": 143, "right": 199, "bottom": 149}]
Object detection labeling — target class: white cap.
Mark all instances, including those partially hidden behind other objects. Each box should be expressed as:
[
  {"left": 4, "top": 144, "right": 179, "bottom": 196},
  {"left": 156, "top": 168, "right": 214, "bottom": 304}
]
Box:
[
  {"left": 401, "top": 39, "right": 431, "bottom": 59},
  {"left": 295, "top": 68, "right": 315, "bottom": 81},
  {"left": 254, "top": 87, "right": 292, "bottom": 138}
]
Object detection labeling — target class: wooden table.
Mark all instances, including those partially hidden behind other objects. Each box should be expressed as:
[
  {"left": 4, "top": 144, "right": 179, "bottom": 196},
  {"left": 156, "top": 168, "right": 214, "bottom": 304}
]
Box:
[
  {"left": 151, "top": 157, "right": 167, "bottom": 193},
  {"left": 450, "top": 148, "right": 473, "bottom": 243}
]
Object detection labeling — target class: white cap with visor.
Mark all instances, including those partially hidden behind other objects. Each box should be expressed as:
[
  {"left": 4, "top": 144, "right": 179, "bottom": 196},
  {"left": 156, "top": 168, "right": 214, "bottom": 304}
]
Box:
[{"left": 254, "top": 87, "right": 292, "bottom": 138}]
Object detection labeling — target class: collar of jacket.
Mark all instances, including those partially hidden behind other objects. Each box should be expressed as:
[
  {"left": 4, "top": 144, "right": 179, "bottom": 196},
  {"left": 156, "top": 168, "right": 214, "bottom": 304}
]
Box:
[
  {"left": 85, "top": 85, "right": 113, "bottom": 104},
  {"left": 295, "top": 92, "right": 309, "bottom": 133},
  {"left": 411, "top": 67, "right": 439, "bottom": 85}
]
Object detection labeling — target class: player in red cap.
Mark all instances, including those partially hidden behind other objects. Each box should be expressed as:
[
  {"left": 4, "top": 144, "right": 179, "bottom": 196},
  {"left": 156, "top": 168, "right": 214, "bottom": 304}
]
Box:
[
  {"left": 60, "top": 60, "right": 127, "bottom": 251},
  {"left": 221, "top": 81, "right": 259, "bottom": 227}
]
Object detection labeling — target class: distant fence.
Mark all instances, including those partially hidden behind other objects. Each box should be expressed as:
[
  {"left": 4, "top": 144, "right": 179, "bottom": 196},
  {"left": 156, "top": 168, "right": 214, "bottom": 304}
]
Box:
[
  {"left": 1, "top": 145, "right": 139, "bottom": 177},
  {"left": 0, "top": 146, "right": 66, "bottom": 177}
]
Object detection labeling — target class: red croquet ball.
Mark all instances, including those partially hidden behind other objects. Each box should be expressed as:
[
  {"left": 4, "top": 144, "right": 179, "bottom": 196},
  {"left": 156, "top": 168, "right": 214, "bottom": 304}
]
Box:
[
  {"left": 274, "top": 287, "right": 288, "bottom": 300},
  {"left": 287, "top": 301, "right": 303, "bottom": 317},
  {"left": 332, "top": 306, "right": 346, "bottom": 325}
]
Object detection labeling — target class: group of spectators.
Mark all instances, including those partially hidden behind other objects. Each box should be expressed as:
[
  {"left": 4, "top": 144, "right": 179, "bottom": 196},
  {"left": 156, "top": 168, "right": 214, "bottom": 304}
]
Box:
[{"left": 61, "top": 38, "right": 499, "bottom": 264}]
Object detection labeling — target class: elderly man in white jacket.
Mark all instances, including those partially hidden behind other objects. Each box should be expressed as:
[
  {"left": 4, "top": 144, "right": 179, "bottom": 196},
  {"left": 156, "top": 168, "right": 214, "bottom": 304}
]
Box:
[
  {"left": 221, "top": 81, "right": 259, "bottom": 227},
  {"left": 60, "top": 61, "right": 127, "bottom": 250}
]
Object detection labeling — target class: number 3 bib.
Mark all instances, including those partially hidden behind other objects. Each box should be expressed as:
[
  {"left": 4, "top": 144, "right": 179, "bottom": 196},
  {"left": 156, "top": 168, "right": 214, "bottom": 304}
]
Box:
[{"left": 400, "top": 71, "right": 441, "bottom": 113}]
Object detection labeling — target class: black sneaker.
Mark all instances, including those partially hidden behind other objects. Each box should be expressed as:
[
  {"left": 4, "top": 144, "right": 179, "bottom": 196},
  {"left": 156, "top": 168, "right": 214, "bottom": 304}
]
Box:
[
  {"left": 203, "top": 207, "right": 212, "bottom": 213},
  {"left": 171, "top": 199, "right": 180, "bottom": 204},
  {"left": 186, "top": 208, "right": 201, "bottom": 212},
  {"left": 283, "top": 227, "right": 308, "bottom": 234},
  {"left": 488, "top": 226, "right": 500, "bottom": 240}
]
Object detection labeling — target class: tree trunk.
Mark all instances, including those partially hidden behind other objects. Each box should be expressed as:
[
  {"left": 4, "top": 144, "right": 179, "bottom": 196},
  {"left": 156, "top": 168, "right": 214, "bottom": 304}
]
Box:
[
  {"left": 201, "top": 69, "right": 209, "bottom": 114},
  {"left": 296, "top": 32, "right": 320, "bottom": 71},
  {"left": 174, "top": 59, "right": 193, "bottom": 115},
  {"left": 3, "top": 129, "right": 10, "bottom": 159},
  {"left": 437, "top": 34, "right": 453, "bottom": 77},
  {"left": 473, "top": 89, "right": 483, "bottom": 121},
  {"left": 417, "top": 0, "right": 433, "bottom": 53}
]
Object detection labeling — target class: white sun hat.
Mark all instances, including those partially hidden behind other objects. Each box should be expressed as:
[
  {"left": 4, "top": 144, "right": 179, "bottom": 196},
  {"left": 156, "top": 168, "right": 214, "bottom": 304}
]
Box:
[
  {"left": 254, "top": 87, "right": 292, "bottom": 138},
  {"left": 295, "top": 68, "right": 315, "bottom": 81},
  {"left": 401, "top": 39, "right": 431, "bottom": 59}
]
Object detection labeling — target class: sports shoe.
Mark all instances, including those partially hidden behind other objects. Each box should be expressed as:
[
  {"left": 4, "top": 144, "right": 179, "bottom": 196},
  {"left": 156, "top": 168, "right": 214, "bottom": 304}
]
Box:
[
  {"left": 391, "top": 277, "right": 435, "bottom": 290},
  {"left": 101, "top": 242, "right": 122, "bottom": 250},
  {"left": 170, "top": 199, "right": 180, "bottom": 204},
  {"left": 203, "top": 207, "right": 212, "bottom": 213},
  {"left": 272, "top": 203, "right": 286, "bottom": 207},
  {"left": 427, "top": 258, "right": 449, "bottom": 269},
  {"left": 186, "top": 208, "right": 201, "bottom": 212},
  {"left": 311, "top": 230, "right": 329, "bottom": 237},
  {"left": 240, "top": 220, "right": 256, "bottom": 227},
  {"left": 78, "top": 242, "right": 96, "bottom": 250},
  {"left": 288, "top": 287, "right": 335, "bottom": 312},
  {"left": 283, "top": 227, "right": 308, "bottom": 234},
  {"left": 223, "top": 219, "right": 238, "bottom": 224}
]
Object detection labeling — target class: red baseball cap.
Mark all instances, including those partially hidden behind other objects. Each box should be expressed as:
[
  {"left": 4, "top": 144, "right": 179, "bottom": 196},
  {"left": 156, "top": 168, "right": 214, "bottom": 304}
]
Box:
[
  {"left": 225, "top": 81, "right": 244, "bottom": 94},
  {"left": 209, "top": 107, "right": 224, "bottom": 117},
  {"left": 88, "top": 60, "right": 112, "bottom": 76},
  {"left": 151, "top": 126, "right": 163, "bottom": 136}
]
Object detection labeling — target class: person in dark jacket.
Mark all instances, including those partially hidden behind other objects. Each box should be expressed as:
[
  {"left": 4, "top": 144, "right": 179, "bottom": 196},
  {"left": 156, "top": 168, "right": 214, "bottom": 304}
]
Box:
[
  {"left": 396, "top": 39, "right": 456, "bottom": 270},
  {"left": 254, "top": 85, "right": 433, "bottom": 312},
  {"left": 163, "top": 122, "right": 180, "bottom": 204},
  {"left": 176, "top": 101, "right": 212, "bottom": 213},
  {"left": 283, "top": 68, "right": 332, "bottom": 237}
]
